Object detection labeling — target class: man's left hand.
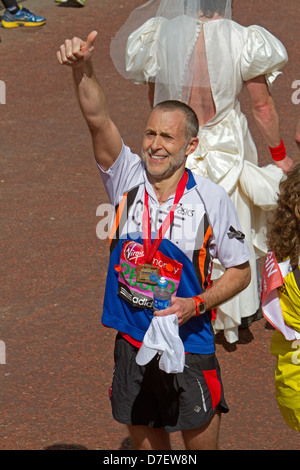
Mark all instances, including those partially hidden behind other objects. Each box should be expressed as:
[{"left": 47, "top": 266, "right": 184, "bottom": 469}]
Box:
[{"left": 154, "top": 296, "right": 196, "bottom": 326}]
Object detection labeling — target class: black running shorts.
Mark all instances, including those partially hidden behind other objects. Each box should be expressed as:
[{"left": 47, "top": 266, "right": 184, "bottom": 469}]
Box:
[{"left": 110, "top": 333, "right": 229, "bottom": 432}]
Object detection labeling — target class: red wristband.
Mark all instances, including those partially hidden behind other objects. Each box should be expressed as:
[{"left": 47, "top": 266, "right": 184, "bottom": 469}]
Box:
[{"left": 269, "top": 140, "right": 286, "bottom": 161}]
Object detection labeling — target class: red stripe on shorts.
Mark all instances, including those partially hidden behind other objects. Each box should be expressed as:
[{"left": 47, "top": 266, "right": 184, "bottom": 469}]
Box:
[{"left": 203, "top": 369, "right": 221, "bottom": 410}]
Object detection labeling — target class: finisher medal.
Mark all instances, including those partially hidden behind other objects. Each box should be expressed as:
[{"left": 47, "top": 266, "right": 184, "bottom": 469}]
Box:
[{"left": 136, "top": 264, "right": 160, "bottom": 284}]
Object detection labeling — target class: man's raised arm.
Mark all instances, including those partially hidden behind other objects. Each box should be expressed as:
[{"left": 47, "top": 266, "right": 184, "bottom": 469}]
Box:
[{"left": 57, "top": 31, "right": 122, "bottom": 170}]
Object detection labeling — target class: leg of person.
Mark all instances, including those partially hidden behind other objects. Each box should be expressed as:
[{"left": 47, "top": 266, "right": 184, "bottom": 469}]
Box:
[
  {"left": 170, "top": 352, "right": 228, "bottom": 450},
  {"left": 181, "top": 410, "right": 221, "bottom": 450},
  {"left": 1, "top": 0, "right": 18, "bottom": 13},
  {"left": 127, "top": 425, "right": 171, "bottom": 451},
  {"left": 1, "top": 2, "right": 46, "bottom": 28},
  {"left": 110, "top": 334, "right": 172, "bottom": 449}
]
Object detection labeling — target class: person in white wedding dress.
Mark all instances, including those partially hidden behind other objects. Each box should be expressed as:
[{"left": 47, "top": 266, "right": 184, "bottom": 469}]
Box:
[{"left": 110, "top": 0, "right": 294, "bottom": 343}]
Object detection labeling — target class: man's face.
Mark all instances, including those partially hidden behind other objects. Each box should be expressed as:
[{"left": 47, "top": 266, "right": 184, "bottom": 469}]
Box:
[{"left": 141, "top": 109, "right": 190, "bottom": 181}]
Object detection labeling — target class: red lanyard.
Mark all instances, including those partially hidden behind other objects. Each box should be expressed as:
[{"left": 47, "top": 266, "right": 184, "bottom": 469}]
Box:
[{"left": 142, "top": 171, "right": 188, "bottom": 264}]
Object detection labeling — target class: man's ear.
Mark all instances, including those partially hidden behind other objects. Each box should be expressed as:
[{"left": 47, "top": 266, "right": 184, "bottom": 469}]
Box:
[{"left": 186, "top": 137, "right": 199, "bottom": 155}]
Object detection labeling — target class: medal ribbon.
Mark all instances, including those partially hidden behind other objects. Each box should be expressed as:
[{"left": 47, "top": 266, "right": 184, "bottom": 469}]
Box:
[{"left": 143, "top": 171, "right": 188, "bottom": 264}]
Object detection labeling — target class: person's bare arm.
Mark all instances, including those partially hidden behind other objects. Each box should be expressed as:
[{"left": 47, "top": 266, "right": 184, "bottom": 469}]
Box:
[
  {"left": 245, "top": 75, "right": 294, "bottom": 172},
  {"left": 57, "top": 31, "right": 122, "bottom": 170},
  {"left": 155, "top": 261, "right": 251, "bottom": 326}
]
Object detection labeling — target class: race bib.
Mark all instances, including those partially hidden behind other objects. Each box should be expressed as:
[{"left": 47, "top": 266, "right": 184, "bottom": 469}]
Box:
[
  {"left": 116, "top": 241, "right": 182, "bottom": 310},
  {"left": 261, "top": 251, "right": 284, "bottom": 306}
]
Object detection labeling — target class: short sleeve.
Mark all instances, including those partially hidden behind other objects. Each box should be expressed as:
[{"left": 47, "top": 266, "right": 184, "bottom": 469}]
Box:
[
  {"left": 241, "top": 25, "right": 288, "bottom": 85},
  {"left": 125, "top": 17, "right": 166, "bottom": 84},
  {"left": 194, "top": 177, "right": 251, "bottom": 268},
  {"left": 98, "top": 144, "right": 143, "bottom": 206}
]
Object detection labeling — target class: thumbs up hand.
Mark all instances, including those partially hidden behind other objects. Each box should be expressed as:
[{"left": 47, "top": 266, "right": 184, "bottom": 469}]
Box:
[{"left": 57, "top": 31, "right": 98, "bottom": 68}]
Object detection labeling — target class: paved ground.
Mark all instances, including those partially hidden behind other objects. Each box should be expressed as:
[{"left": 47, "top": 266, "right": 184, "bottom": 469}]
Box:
[{"left": 0, "top": 0, "right": 299, "bottom": 451}]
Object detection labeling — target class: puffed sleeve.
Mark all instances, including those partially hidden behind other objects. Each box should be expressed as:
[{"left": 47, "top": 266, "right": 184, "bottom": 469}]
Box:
[
  {"left": 125, "top": 17, "right": 166, "bottom": 84},
  {"left": 241, "top": 25, "right": 288, "bottom": 86}
]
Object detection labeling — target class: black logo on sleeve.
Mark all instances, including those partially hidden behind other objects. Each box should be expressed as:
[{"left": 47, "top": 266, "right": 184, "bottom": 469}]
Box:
[{"left": 227, "top": 226, "right": 245, "bottom": 242}]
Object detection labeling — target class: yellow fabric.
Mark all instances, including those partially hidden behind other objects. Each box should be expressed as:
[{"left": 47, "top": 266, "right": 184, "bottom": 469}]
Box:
[
  {"left": 271, "top": 331, "right": 300, "bottom": 432},
  {"left": 278, "top": 266, "right": 300, "bottom": 334},
  {"left": 270, "top": 264, "right": 300, "bottom": 432}
]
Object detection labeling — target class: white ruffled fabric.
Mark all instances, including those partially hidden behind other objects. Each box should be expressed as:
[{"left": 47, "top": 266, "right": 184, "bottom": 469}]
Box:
[
  {"left": 126, "top": 17, "right": 166, "bottom": 84},
  {"left": 125, "top": 18, "right": 288, "bottom": 343}
]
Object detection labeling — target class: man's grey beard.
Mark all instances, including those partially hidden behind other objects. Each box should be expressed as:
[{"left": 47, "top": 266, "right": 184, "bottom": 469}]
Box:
[{"left": 141, "top": 145, "right": 187, "bottom": 178}]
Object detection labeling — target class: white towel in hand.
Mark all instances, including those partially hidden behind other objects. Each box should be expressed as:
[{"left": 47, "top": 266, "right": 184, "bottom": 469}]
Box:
[{"left": 136, "top": 314, "right": 185, "bottom": 374}]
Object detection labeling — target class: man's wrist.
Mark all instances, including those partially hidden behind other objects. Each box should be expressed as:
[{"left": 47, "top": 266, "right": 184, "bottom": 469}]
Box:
[
  {"left": 72, "top": 59, "right": 93, "bottom": 78},
  {"left": 269, "top": 139, "right": 286, "bottom": 161},
  {"left": 192, "top": 295, "right": 206, "bottom": 316}
]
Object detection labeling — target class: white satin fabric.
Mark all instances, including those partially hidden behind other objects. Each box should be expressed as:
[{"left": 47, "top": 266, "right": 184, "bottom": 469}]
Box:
[{"left": 125, "top": 17, "right": 288, "bottom": 342}]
